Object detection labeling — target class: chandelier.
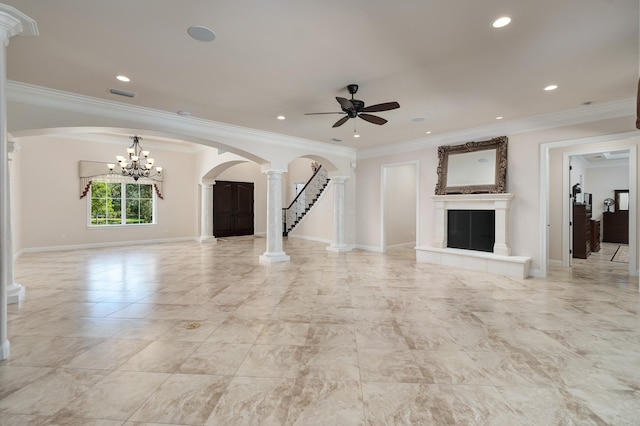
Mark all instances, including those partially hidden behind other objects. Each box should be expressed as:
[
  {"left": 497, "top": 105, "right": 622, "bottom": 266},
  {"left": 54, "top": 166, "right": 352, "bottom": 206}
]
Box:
[{"left": 107, "top": 135, "right": 162, "bottom": 181}]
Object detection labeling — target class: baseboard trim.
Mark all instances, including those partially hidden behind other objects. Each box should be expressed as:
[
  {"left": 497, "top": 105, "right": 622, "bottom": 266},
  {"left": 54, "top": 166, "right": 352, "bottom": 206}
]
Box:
[
  {"left": 353, "top": 244, "right": 384, "bottom": 253},
  {"left": 286, "top": 234, "right": 332, "bottom": 245},
  {"left": 385, "top": 241, "right": 416, "bottom": 250},
  {"left": 19, "top": 237, "right": 199, "bottom": 254}
]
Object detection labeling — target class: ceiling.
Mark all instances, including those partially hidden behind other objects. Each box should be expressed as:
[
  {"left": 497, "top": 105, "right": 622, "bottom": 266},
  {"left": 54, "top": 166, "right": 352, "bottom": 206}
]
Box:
[
  {"left": 4, "top": 0, "right": 639, "bottom": 150},
  {"left": 575, "top": 150, "right": 630, "bottom": 167}
]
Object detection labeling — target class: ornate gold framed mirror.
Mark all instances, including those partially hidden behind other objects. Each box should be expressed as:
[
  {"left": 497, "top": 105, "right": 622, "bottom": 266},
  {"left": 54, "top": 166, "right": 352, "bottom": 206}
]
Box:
[{"left": 435, "top": 136, "right": 508, "bottom": 195}]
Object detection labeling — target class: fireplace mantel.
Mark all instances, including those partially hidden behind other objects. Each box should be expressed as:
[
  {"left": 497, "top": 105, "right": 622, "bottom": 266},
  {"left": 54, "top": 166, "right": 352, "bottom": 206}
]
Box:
[
  {"left": 416, "top": 193, "right": 531, "bottom": 279},
  {"left": 431, "top": 193, "right": 513, "bottom": 256}
]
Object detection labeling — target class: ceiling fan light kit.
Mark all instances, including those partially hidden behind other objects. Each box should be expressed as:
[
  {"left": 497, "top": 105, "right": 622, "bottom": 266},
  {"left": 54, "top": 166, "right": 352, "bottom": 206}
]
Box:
[{"left": 305, "top": 83, "right": 400, "bottom": 128}]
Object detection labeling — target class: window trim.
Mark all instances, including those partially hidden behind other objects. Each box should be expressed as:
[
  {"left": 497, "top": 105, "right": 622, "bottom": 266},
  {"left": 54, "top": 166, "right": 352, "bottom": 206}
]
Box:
[{"left": 87, "top": 180, "right": 157, "bottom": 228}]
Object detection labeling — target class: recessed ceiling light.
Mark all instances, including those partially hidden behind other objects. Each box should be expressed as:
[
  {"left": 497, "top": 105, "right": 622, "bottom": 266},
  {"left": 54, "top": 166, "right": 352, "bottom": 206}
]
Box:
[
  {"left": 187, "top": 26, "right": 216, "bottom": 42},
  {"left": 353, "top": 134, "right": 360, "bottom": 138},
  {"left": 426, "top": 131, "right": 432, "bottom": 134},
  {"left": 277, "top": 115, "right": 285, "bottom": 120},
  {"left": 544, "top": 84, "right": 558, "bottom": 91},
  {"left": 177, "top": 110, "right": 191, "bottom": 116},
  {"left": 116, "top": 75, "right": 130, "bottom": 82},
  {"left": 492, "top": 16, "right": 511, "bottom": 28},
  {"left": 496, "top": 116, "right": 503, "bottom": 120}
]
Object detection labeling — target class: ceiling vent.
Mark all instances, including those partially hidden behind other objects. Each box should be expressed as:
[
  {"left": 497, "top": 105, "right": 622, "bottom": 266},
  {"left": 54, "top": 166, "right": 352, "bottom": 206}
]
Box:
[{"left": 108, "top": 88, "right": 135, "bottom": 98}]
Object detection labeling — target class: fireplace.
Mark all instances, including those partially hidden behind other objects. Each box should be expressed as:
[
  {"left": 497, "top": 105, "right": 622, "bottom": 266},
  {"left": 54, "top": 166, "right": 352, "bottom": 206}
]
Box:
[
  {"left": 447, "top": 210, "right": 495, "bottom": 252},
  {"left": 415, "top": 193, "right": 531, "bottom": 279}
]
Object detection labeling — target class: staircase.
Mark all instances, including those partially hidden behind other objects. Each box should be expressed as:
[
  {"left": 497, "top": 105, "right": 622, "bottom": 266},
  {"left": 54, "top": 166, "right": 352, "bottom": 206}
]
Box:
[{"left": 282, "top": 165, "right": 330, "bottom": 236}]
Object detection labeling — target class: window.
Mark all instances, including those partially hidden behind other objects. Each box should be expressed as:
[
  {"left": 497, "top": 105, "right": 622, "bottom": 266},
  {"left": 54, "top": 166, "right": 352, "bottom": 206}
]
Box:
[{"left": 90, "top": 182, "right": 155, "bottom": 226}]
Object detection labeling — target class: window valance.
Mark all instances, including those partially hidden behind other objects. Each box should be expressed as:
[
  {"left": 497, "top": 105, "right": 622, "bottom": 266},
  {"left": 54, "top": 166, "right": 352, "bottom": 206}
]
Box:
[{"left": 78, "top": 160, "right": 164, "bottom": 199}]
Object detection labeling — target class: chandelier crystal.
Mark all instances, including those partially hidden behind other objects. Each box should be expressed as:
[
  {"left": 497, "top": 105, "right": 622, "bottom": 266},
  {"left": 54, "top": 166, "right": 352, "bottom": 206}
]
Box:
[{"left": 107, "top": 135, "right": 162, "bottom": 181}]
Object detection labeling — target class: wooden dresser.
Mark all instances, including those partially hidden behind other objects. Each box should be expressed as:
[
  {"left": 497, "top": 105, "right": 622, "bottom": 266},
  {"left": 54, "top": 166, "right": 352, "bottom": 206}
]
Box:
[
  {"left": 573, "top": 203, "right": 591, "bottom": 259},
  {"left": 602, "top": 211, "right": 629, "bottom": 244},
  {"left": 590, "top": 219, "right": 601, "bottom": 253}
]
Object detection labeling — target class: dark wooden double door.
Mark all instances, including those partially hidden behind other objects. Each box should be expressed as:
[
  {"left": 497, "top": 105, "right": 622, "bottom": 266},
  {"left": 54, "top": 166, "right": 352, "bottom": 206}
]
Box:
[{"left": 213, "top": 181, "right": 254, "bottom": 237}]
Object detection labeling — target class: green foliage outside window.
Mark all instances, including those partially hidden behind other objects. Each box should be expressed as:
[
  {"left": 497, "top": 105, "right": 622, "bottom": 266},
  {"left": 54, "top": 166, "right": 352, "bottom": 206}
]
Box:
[{"left": 90, "top": 182, "right": 154, "bottom": 226}]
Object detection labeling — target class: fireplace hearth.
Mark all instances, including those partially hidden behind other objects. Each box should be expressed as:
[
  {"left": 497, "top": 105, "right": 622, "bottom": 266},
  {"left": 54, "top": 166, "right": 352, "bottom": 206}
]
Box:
[{"left": 416, "top": 193, "right": 531, "bottom": 279}]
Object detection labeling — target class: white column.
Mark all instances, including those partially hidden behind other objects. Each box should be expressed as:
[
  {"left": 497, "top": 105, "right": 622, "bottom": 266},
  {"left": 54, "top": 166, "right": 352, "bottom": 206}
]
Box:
[
  {"left": 432, "top": 199, "right": 446, "bottom": 248},
  {"left": 200, "top": 184, "right": 216, "bottom": 242},
  {"left": 493, "top": 199, "right": 512, "bottom": 256},
  {"left": 259, "top": 169, "right": 290, "bottom": 263},
  {"left": 327, "top": 176, "right": 351, "bottom": 252},
  {"left": 0, "top": 4, "right": 39, "bottom": 360},
  {"left": 6, "top": 141, "right": 24, "bottom": 304}
]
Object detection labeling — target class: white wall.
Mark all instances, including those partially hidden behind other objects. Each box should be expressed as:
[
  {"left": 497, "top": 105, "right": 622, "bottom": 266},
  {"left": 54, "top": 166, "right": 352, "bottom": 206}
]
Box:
[
  {"left": 356, "top": 150, "right": 434, "bottom": 251},
  {"left": 586, "top": 163, "right": 629, "bottom": 222},
  {"left": 356, "top": 115, "right": 637, "bottom": 274},
  {"left": 383, "top": 163, "right": 417, "bottom": 248},
  {"left": 570, "top": 156, "right": 588, "bottom": 204},
  {"left": 14, "top": 135, "right": 199, "bottom": 251},
  {"left": 285, "top": 158, "right": 315, "bottom": 206}
]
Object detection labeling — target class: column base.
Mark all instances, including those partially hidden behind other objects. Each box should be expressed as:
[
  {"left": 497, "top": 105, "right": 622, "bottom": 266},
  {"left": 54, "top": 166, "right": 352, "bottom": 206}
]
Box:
[
  {"left": 493, "top": 243, "right": 512, "bottom": 256},
  {"left": 7, "top": 283, "right": 25, "bottom": 305},
  {"left": 199, "top": 236, "right": 217, "bottom": 243},
  {"left": 259, "top": 252, "right": 290, "bottom": 264},
  {"left": 0, "top": 340, "right": 9, "bottom": 360},
  {"left": 326, "top": 244, "right": 351, "bottom": 253}
]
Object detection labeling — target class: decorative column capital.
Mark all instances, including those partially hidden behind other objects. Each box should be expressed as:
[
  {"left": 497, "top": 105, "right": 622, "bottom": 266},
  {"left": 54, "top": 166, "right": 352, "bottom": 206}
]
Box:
[
  {"left": 7, "top": 141, "right": 20, "bottom": 158},
  {"left": 261, "top": 168, "right": 287, "bottom": 176},
  {"left": 0, "top": 5, "right": 38, "bottom": 45}
]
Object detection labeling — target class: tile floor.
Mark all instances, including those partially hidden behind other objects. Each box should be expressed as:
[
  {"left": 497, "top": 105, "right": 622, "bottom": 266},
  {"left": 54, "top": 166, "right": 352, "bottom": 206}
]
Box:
[{"left": 1, "top": 237, "right": 639, "bottom": 425}]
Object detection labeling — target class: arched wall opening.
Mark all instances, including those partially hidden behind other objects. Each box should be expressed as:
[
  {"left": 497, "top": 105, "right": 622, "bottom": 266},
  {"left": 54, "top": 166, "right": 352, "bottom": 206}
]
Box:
[{"left": 198, "top": 154, "right": 341, "bottom": 244}]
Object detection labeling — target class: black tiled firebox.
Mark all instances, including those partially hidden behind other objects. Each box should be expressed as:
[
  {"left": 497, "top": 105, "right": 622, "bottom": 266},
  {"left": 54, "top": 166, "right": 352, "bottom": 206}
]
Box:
[{"left": 447, "top": 209, "right": 495, "bottom": 253}]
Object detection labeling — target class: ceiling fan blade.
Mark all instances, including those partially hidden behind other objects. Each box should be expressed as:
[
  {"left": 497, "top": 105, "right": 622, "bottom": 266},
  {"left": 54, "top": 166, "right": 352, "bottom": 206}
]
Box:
[
  {"left": 304, "top": 112, "right": 346, "bottom": 115},
  {"left": 359, "top": 113, "right": 388, "bottom": 125},
  {"left": 336, "top": 97, "right": 355, "bottom": 111},
  {"left": 362, "top": 101, "right": 400, "bottom": 113},
  {"left": 332, "top": 116, "right": 350, "bottom": 128}
]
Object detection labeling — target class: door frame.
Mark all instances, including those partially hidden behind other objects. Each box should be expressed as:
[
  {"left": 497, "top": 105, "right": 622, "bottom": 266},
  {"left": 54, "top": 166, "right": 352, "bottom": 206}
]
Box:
[
  {"left": 380, "top": 160, "right": 420, "bottom": 252},
  {"left": 540, "top": 131, "right": 638, "bottom": 278}
]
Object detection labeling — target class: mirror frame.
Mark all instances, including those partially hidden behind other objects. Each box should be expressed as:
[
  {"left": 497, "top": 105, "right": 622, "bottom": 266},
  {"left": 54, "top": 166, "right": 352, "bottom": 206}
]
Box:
[
  {"left": 615, "top": 189, "right": 629, "bottom": 211},
  {"left": 435, "top": 136, "right": 508, "bottom": 195}
]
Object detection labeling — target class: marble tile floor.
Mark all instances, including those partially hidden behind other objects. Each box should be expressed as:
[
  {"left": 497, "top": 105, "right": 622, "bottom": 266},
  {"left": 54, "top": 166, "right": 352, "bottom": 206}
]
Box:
[{"left": 1, "top": 237, "right": 639, "bottom": 425}]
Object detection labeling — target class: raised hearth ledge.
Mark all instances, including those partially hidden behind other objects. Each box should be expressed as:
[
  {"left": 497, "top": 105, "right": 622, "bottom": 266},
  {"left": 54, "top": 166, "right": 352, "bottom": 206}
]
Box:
[
  {"left": 419, "top": 193, "right": 531, "bottom": 279},
  {"left": 416, "top": 246, "right": 531, "bottom": 279}
]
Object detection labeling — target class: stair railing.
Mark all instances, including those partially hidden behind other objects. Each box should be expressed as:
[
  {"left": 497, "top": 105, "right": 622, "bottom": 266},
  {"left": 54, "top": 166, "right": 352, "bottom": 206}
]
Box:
[{"left": 282, "top": 165, "right": 329, "bottom": 236}]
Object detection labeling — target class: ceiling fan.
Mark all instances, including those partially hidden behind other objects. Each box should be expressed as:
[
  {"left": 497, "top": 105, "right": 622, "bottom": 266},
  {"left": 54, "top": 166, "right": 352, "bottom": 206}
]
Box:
[{"left": 305, "top": 84, "right": 400, "bottom": 128}]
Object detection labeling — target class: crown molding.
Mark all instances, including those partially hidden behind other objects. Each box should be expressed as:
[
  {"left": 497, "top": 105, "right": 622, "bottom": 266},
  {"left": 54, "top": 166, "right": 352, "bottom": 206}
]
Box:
[
  {"left": 357, "top": 98, "right": 636, "bottom": 160},
  {"left": 8, "top": 81, "right": 633, "bottom": 162},
  {"left": 6, "top": 81, "right": 356, "bottom": 160},
  {"left": 0, "top": 4, "right": 38, "bottom": 40}
]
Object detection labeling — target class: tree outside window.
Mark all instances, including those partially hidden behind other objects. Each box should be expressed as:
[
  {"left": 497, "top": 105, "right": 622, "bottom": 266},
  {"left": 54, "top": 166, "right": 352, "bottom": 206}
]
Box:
[{"left": 90, "top": 182, "right": 154, "bottom": 226}]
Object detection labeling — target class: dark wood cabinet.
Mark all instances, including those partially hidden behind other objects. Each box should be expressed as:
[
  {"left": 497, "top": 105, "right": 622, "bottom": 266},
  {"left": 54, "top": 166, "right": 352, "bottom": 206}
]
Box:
[
  {"left": 602, "top": 211, "right": 629, "bottom": 244},
  {"left": 572, "top": 203, "right": 591, "bottom": 259},
  {"left": 590, "top": 219, "right": 601, "bottom": 253},
  {"left": 213, "top": 181, "right": 254, "bottom": 238}
]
